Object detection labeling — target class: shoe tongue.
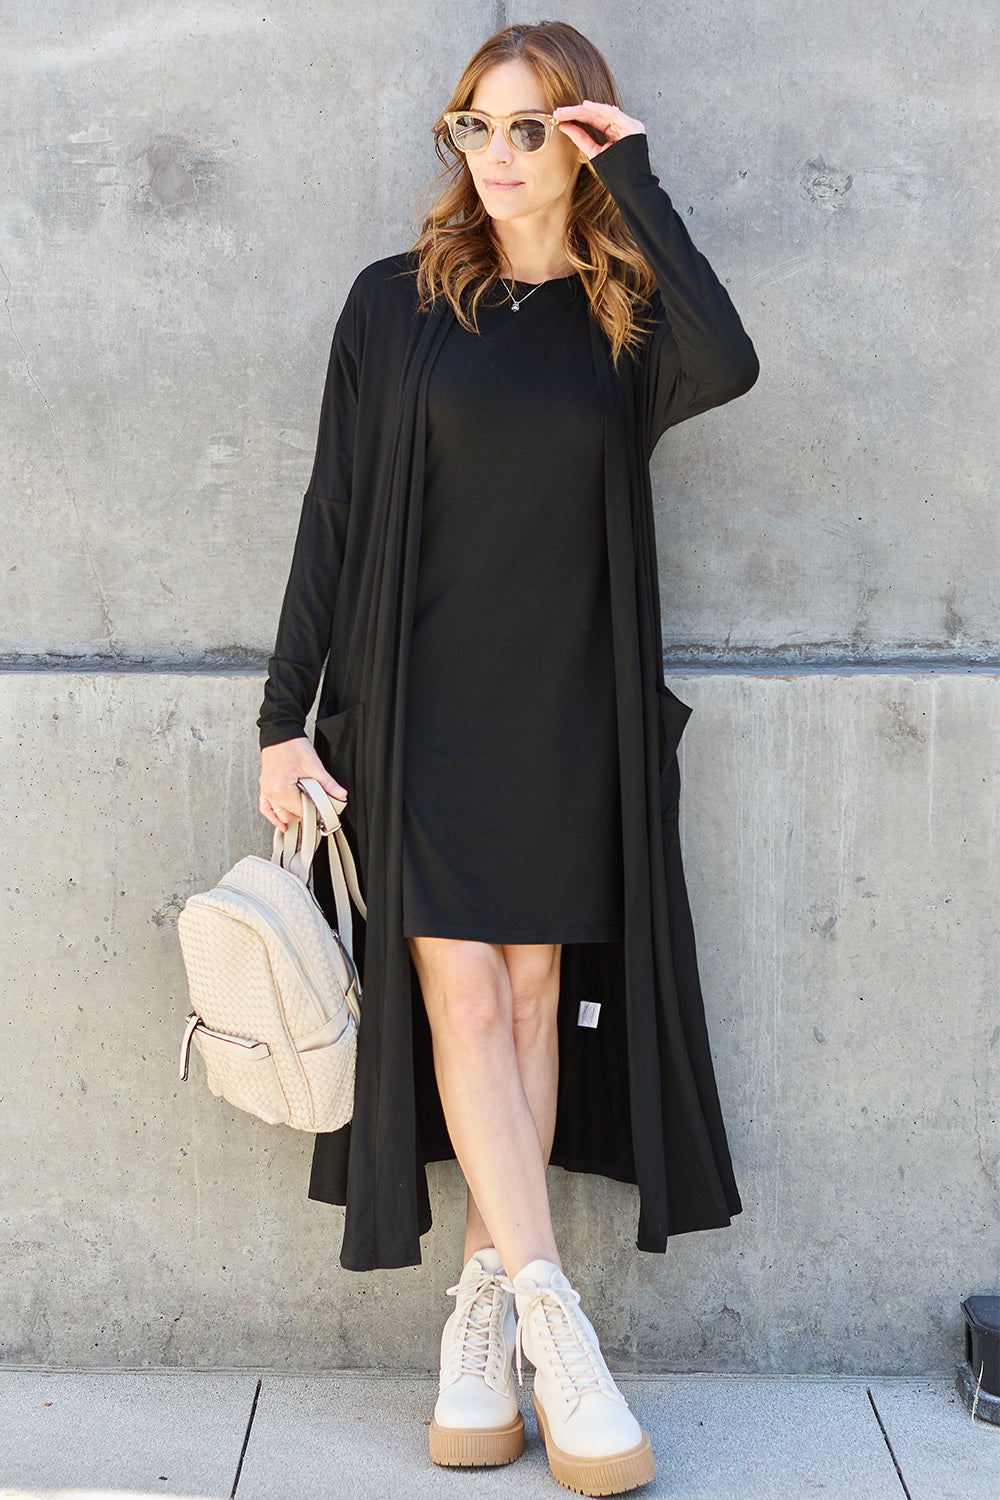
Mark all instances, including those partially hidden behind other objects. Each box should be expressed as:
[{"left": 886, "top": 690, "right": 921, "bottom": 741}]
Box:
[
  {"left": 512, "top": 1257, "right": 567, "bottom": 1291},
  {"left": 471, "top": 1247, "right": 504, "bottom": 1275}
]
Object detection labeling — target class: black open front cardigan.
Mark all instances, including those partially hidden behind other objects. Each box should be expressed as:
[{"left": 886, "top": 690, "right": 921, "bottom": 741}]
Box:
[{"left": 258, "top": 133, "right": 759, "bottom": 1271}]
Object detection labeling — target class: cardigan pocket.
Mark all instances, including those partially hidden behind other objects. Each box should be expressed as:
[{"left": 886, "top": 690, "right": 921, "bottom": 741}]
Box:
[
  {"left": 314, "top": 702, "right": 367, "bottom": 863},
  {"left": 656, "top": 685, "right": 692, "bottom": 817}
]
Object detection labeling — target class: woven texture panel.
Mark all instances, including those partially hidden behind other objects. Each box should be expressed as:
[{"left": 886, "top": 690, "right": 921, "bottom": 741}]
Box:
[{"left": 178, "top": 855, "right": 359, "bottom": 1131}]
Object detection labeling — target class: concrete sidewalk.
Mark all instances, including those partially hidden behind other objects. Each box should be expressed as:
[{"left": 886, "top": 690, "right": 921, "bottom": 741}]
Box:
[{"left": 1, "top": 1371, "right": 995, "bottom": 1500}]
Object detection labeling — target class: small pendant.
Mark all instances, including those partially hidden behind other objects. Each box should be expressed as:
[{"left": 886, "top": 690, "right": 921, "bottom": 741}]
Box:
[{"left": 510, "top": 300, "right": 520, "bottom": 312}]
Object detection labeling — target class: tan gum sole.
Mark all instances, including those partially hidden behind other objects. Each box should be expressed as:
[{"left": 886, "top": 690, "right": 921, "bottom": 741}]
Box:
[
  {"left": 428, "top": 1410, "right": 525, "bottom": 1467},
  {"left": 533, "top": 1393, "right": 656, "bottom": 1497}
]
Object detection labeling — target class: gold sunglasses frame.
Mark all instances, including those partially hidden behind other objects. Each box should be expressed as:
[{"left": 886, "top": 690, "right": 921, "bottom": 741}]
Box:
[{"left": 441, "top": 109, "right": 560, "bottom": 155}]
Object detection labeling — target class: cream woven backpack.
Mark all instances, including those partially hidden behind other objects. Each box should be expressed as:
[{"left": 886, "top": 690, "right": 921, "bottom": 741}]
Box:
[{"left": 177, "top": 778, "right": 366, "bottom": 1132}]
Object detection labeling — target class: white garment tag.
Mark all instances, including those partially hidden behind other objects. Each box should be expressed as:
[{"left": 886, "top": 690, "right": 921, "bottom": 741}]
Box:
[{"left": 577, "top": 1001, "right": 601, "bottom": 1030}]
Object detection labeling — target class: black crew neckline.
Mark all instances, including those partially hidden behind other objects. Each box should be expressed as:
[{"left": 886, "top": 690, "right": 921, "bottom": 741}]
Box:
[
  {"left": 476, "top": 275, "right": 581, "bottom": 313},
  {"left": 505, "top": 273, "right": 579, "bottom": 290}
]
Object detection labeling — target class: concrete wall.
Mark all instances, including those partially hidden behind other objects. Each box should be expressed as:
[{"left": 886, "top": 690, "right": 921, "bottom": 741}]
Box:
[
  {"left": 1, "top": 1, "right": 997, "bottom": 1373},
  {"left": 2, "top": 670, "right": 997, "bottom": 1372},
  {"left": 3, "top": 1, "right": 995, "bottom": 667}
]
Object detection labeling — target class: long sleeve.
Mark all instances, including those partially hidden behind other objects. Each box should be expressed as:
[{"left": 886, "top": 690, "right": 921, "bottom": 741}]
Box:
[
  {"left": 591, "top": 132, "right": 759, "bottom": 447},
  {"left": 257, "top": 287, "right": 360, "bottom": 748}
]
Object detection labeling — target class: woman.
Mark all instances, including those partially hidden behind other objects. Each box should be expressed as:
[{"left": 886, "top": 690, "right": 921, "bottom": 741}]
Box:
[{"left": 258, "top": 20, "right": 757, "bottom": 1496}]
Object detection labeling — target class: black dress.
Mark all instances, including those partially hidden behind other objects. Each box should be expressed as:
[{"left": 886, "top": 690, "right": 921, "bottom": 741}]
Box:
[
  {"left": 401, "top": 275, "right": 624, "bottom": 944},
  {"left": 259, "top": 134, "right": 759, "bottom": 1267}
]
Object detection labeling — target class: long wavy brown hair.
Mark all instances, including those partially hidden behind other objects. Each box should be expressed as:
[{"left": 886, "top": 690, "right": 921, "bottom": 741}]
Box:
[{"left": 412, "top": 21, "right": 657, "bottom": 366}]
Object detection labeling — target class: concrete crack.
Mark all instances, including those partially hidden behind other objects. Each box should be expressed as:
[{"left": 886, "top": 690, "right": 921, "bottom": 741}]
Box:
[
  {"left": 230, "top": 1378, "right": 262, "bottom": 1497},
  {"left": 866, "top": 1388, "right": 913, "bottom": 1499},
  {"left": 971, "top": 1056, "right": 996, "bottom": 1188},
  {"left": 1, "top": 255, "right": 120, "bottom": 657}
]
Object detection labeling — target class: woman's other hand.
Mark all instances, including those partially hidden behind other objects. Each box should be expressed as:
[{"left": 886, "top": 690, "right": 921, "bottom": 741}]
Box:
[
  {"left": 553, "top": 100, "right": 646, "bottom": 161},
  {"left": 259, "top": 737, "right": 348, "bottom": 831}
]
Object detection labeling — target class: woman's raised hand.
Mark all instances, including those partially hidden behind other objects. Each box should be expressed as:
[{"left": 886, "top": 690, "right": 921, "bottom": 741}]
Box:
[
  {"left": 553, "top": 100, "right": 646, "bottom": 161},
  {"left": 259, "top": 737, "right": 348, "bottom": 831}
]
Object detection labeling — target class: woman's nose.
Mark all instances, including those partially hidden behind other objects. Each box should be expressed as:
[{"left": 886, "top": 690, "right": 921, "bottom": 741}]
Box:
[{"left": 484, "top": 124, "right": 512, "bottom": 163}]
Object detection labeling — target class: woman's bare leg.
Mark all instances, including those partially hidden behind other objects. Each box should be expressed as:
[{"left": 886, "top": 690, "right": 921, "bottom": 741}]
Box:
[
  {"left": 464, "top": 941, "right": 561, "bottom": 1261},
  {"left": 409, "top": 936, "right": 562, "bottom": 1277}
]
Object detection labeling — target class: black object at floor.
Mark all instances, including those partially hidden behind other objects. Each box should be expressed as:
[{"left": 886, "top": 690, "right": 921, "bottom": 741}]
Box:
[{"left": 955, "top": 1292, "right": 1000, "bottom": 1424}]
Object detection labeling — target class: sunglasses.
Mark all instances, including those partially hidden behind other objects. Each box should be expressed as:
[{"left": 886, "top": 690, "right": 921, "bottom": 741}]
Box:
[{"left": 442, "top": 109, "right": 560, "bottom": 155}]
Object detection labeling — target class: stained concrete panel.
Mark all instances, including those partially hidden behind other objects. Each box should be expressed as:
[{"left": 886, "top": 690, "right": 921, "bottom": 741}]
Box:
[
  {"left": 867, "top": 1376, "right": 1000, "bottom": 1500},
  {"left": 1, "top": 669, "right": 996, "bottom": 1373},
  {"left": 1, "top": 4, "right": 996, "bottom": 662},
  {"left": 0, "top": 1370, "right": 256, "bottom": 1496},
  {"left": 0, "top": 1, "right": 486, "bottom": 659},
  {"left": 1, "top": 1372, "right": 994, "bottom": 1499},
  {"left": 236, "top": 1373, "right": 905, "bottom": 1499},
  {"left": 562, "top": 2, "right": 1000, "bottom": 658}
]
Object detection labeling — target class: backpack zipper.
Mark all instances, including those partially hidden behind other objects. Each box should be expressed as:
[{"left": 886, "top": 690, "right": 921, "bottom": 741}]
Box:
[{"left": 214, "top": 881, "right": 361, "bottom": 1027}]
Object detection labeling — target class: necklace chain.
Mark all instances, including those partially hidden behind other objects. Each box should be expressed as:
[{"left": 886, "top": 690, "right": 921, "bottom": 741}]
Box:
[{"left": 500, "top": 277, "right": 547, "bottom": 312}]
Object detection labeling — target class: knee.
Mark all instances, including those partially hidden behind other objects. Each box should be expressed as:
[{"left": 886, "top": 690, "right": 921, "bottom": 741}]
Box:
[
  {"left": 439, "top": 980, "right": 510, "bottom": 1051},
  {"left": 508, "top": 946, "right": 561, "bottom": 1041},
  {"left": 411, "top": 939, "right": 510, "bottom": 1050}
]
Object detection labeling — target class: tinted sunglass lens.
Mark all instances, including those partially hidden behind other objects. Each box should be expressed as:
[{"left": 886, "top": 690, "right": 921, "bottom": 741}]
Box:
[
  {"left": 510, "top": 117, "right": 548, "bottom": 152},
  {"left": 451, "top": 114, "right": 490, "bottom": 152}
]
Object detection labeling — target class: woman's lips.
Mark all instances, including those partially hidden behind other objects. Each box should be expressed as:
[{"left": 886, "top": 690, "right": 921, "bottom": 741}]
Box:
[{"left": 484, "top": 179, "right": 522, "bottom": 190}]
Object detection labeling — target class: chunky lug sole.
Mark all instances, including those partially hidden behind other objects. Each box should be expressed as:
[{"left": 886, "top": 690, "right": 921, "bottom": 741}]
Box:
[
  {"left": 533, "top": 1393, "right": 656, "bottom": 1497},
  {"left": 428, "top": 1410, "right": 525, "bottom": 1467}
]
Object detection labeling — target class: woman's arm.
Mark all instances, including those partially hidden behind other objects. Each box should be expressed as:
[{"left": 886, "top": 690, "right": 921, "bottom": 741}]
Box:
[
  {"left": 557, "top": 102, "right": 759, "bottom": 445},
  {"left": 256, "top": 287, "right": 361, "bottom": 827}
]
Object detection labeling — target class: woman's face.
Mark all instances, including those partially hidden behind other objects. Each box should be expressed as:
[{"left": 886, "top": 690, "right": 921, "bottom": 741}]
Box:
[{"left": 463, "top": 59, "right": 583, "bottom": 232}]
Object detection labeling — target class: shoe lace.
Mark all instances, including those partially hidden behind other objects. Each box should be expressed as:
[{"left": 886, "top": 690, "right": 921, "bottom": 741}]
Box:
[
  {"left": 444, "top": 1267, "right": 508, "bottom": 1380},
  {"left": 506, "top": 1280, "right": 625, "bottom": 1411}
]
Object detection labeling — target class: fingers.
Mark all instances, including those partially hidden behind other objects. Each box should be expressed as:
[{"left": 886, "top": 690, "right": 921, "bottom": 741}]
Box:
[
  {"left": 554, "top": 120, "right": 603, "bottom": 162},
  {"left": 554, "top": 100, "right": 643, "bottom": 131},
  {"left": 260, "top": 791, "right": 294, "bottom": 832},
  {"left": 553, "top": 100, "right": 646, "bottom": 160},
  {"left": 260, "top": 780, "right": 350, "bottom": 832},
  {"left": 554, "top": 100, "right": 609, "bottom": 124},
  {"left": 259, "top": 737, "right": 349, "bottom": 830},
  {"left": 259, "top": 778, "right": 304, "bottom": 831},
  {"left": 315, "top": 775, "right": 350, "bottom": 802}
]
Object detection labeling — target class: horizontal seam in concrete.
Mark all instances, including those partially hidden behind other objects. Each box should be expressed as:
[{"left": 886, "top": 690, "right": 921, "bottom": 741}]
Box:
[
  {"left": 662, "top": 648, "right": 1000, "bottom": 672},
  {"left": 0, "top": 653, "right": 997, "bottom": 676},
  {"left": 0, "top": 1364, "right": 934, "bottom": 1380},
  {"left": 0, "top": 654, "right": 268, "bottom": 675},
  {"left": 664, "top": 659, "right": 1000, "bottom": 675}
]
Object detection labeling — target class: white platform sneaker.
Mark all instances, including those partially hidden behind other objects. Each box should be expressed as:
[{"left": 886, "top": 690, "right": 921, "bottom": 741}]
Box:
[
  {"left": 511, "top": 1259, "right": 656, "bottom": 1497},
  {"left": 428, "top": 1249, "right": 524, "bottom": 1467}
]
